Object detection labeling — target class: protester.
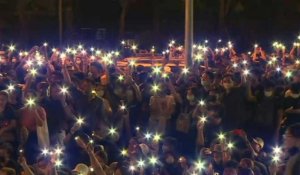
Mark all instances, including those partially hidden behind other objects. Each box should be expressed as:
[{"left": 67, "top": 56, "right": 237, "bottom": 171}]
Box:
[{"left": 0, "top": 39, "right": 298, "bottom": 175}]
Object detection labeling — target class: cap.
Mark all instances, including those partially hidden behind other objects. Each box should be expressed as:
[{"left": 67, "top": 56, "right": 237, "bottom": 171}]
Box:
[
  {"left": 252, "top": 137, "right": 264, "bottom": 149},
  {"left": 72, "top": 163, "right": 89, "bottom": 175}
]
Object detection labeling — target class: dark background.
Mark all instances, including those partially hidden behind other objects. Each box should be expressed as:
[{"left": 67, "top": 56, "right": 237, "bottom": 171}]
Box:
[{"left": 0, "top": 0, "right": 299, "bottom": 50}]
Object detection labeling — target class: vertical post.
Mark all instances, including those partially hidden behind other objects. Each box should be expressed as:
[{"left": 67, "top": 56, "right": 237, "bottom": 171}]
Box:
[
  {"left": 59, "top": 0, "right": 63, "bottom": 46},
  {"left": 184, "top": 0, "right": 194, "bottom": 67}
]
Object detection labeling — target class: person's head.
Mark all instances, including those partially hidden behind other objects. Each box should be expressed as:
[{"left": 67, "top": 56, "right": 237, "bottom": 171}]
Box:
[
  {"left": 0, "top": 143, "right": 13, "bottom": 162},
  {"left": 201, "top": 71, "right": 214, "bottom": 87},
  {"left": 251, "top": 137, "right": 264, "bottom": 153},
  {"left": 49, "top": 71, "right": 64, "bottom": 84},
  {"left": 72, "top": 163, "right": 89, "bottom": 175},
  {"left": 49, "top": 83, "right": 61, "bottom": 100},
  {"left": 263, "top": 80, "right": 275, "bottom": 97},
  {"left": 237, "top": 168, "right": 254, "bottom": 175},
  {"left": 212, "top": 144, "right": 223, "bottom": 164},
  {"left": 90, "top": 62, "right": 103, "bottom": 77},
  {"left": 239, "top": 158, "right": 254, "bottom": 169},
  {"left": 222, "top": 74, "right": 234, "bottom": 90},
  {"left": 186, "top": 86, "right": 199, "bottom": 105},
  {"left": 284, "top": 123, "right": 300, "bottom": 150},
  {"left": 293, "top": 71, "right": 300, "bottom": 83},
  {"left": 78, "top": 79, "right": 92, "bottom": 94},
  {"left": 162, "top": 137, "right": 177, "bottom": 153},
  {"left": 223, "top": 167, "right": 238, "bottom": 175},
  {"left": 0, "top": 167, "right": 16, "bottom": 175},
  {"left": 37, "top": 81, "right": 49, "bottom": 98},
  {"left": 0, "top": 91, "right": 8, "bottom": 109},
  {"left": 207, "top": 105, "right": 222, "bottom": 125},
  {"left": 289, "top": 83, "right": 300, "bottom": 98}
]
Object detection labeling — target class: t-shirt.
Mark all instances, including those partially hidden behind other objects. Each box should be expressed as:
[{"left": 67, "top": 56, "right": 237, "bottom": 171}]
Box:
[
  {"left": 221, "top": 86, "right": 249, "bottom": 131},
  {"left": 0, "top": 105, "right": 16, "bottom": 129},
  {"left": 41, "top": 98, "right": 66, "bottom": 136}
]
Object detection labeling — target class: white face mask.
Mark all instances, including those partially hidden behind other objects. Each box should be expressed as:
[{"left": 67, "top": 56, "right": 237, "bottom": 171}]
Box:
[
  {"left": 186, "top": 95, "right": 195, "bottom": 101},
  {"left": 291, "top": 93, "right": 300, "bottom": 99},
  {"left": 264, "top": 91, "right": 273, "bottom": 97},
  {"left": 223, "top": 83, "right": 233, "bottom": 89}
]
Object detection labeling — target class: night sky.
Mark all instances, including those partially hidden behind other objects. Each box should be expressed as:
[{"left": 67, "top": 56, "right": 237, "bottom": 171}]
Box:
[{"left": 0, "top": 0, "right": 299, "bottom": 49}]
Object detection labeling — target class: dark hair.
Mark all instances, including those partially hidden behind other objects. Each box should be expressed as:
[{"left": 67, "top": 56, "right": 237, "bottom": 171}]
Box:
[
  {"left": 290, "top": 83, "right": 300, "bottom": 94},
  {"left": 90, "top": 62, "right": 103, "bottom": 72},
  {"left": 0, "top": 91, "right": 8, "bottom": 100},
  {"left": 287, "top": 123, "right": 300, "bottom": 139},
  {"left": 204, "top": 71, "right": 214, "bottom": 80}
]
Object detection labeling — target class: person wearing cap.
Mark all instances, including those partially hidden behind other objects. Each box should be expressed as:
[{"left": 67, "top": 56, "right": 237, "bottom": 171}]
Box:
[{"left": 72, "top": 163, "right": 89, "bottom": 175}]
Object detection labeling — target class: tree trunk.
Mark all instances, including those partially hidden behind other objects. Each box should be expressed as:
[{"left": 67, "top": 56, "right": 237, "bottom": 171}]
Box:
[{"left": 119, "top": 0, "right": 129, "bottom": 39}]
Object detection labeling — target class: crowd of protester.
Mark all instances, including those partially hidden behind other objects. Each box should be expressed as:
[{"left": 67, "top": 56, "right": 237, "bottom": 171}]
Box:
[{"left": 0, "top": 40, "right": 299, "bottom": 175}]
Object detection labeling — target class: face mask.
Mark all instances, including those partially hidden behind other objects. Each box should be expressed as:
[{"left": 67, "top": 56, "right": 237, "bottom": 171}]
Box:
[
  {"left": 223, "top": 83, "right": 233, "bottom": 89},
  {"left": 186, "top": 95, "right": 195, "bottom": 101},
  {"left": 264, "top": 91, "right": 273, "bottom": 97},
  {"left": 165, "top": 155, "right": 175, "bottom": 164},
  {"left": 201, "top": 80, "right": 210, "bottom": 87},
  {"left": 291, "top": 93, "right": 300, "bottom": 99}
]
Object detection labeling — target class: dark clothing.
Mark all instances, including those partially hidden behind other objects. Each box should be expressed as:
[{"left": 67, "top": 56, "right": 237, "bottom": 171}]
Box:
[
  {"left": 221, "top": 86, "right": 249, "bottom": 131},
  {"left": 41, "top": 98, "right": 66, "bottom": 142}
]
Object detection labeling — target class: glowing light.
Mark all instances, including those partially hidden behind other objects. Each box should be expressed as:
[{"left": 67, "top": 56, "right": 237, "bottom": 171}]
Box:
[
  {"left": 276, "top": 67, "right": 281, "bottom": 72},
  {"left": 153, "top": 133, "right": 161, "bottom": 142},
  {"left": 218, "top": 39, "right": 222, "bottom": 43},
  {"left": 199, "top": 100, "right": 205, "bottom": 106},
  {"left": 108, "top": 127, "right": 117, "bottom": 136},
  {"left": 199, "top": 116, "right": 207, "bottom": 123},
  {"left": 90, "top": 47, "right": 95, "bottom": 52},
  {"left": 120, "top": 104, "right": 127, "bottom": 111},
  {"left": 121, "top": 149, "right": 128, "bottom": 156},
  {"left": 43, "top": 42, "right": 48, "bottom": 47},
  {"left": 131, "top": 45, "right": 137, "bottom": 51},
  {"left": 52, "top": 48, "right": 57, "bottom": 52},
  {"left": 285, "top": 71, "right": 292, "bottom": 78},
  {"left": 227, "top": 142, "right": 235, "bottom": 149},
  {"left": 272, "top": 155, "right": 280, "bottom": 163},
  {"left": 118, "top": 75, "right": 125, "bottom": 81},
  {"left": 273, "top": 146, "right": 282, "bottom": 155},
  {"left": 95, "top": 50, "right": 101, "bottom": 55},
  {"left": 129, "top": 60, "right": 136, "bottom": 67},
  {"left": 254, "top": 44, "right": 259, "bottom": 48},
  {"left": 60, "top": 86, "right": 69, "bottom": 95},
  {"left": 218, "top": 132, "right": 225, "bottom": 141},
  {"left": 242, "top": 60, "right": 247, "bottom": 65},
  {"left": 89, "top": 139, "right": 94, "bottom": 144},
  {"left": 26, "top": 60, "right": 33, "bottom": 67},
  {"left": 137, "top": 159, "right": 146, "bottom": 168},
  {"left": 233, "top": 63, "right": 238, "bottom": 68},
  {"left": 7, "top": 84, "right": 15, "bottom": 92},
  {"left": 152, "top": 67, "right": 162, "bottom": 74},
  {"left": 162, "top": 73, "right": 169, "bottom": 78},
  {"left": 129, "top": 165, "right": 136, "bottom": 172},
  {"left": 54, "top": 147, "right": 63, "bottom": 156},
  {"left": 144, "top": 132, "right": 152, "bottom": 140},
  {"left": 55, "top": 159, "right": 63, "bottom": 167},
  {"left": 29, "top": 68, "right": 38, "bottom": 76},
  {"left": 182, "top": 67, "right": 189, "bottom": 74},
  {"left": 151, "top": 83, "right": 160, "bottom": 93},
  {"left": 76, "top": 117, "right": 85, "bottom": 126},
  {"left": 42, "top": 148, "right": 49, "bottom": 156},
  {"left": 194, "top": 159, "right": 205, "bottom": 171},
  {"left": 296, "top": 60, "right": 300, "bottom": 64},
  {"left": 149, "top": 156, "right": 158, "bottom": 165},
  {"left": 78, "top": 44, "right": 83, "bottom": 50},
  {"left": 8, "top": 45, "right": 15, "bottom": 52},
  {"left": 195, "top": 54, "right": 203, "bottom": 61},
  {"left": 90, "top": 167, "right": 94, "bottom": 172},
  {"left": 243, "top": 69, "right": 250, "bottom": 76},
  {"left": 121, "top": 40, "right": 125, "bottom": 45},
  {"left": 25, "top": 97, "right": 36, "bottom": 108}
]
